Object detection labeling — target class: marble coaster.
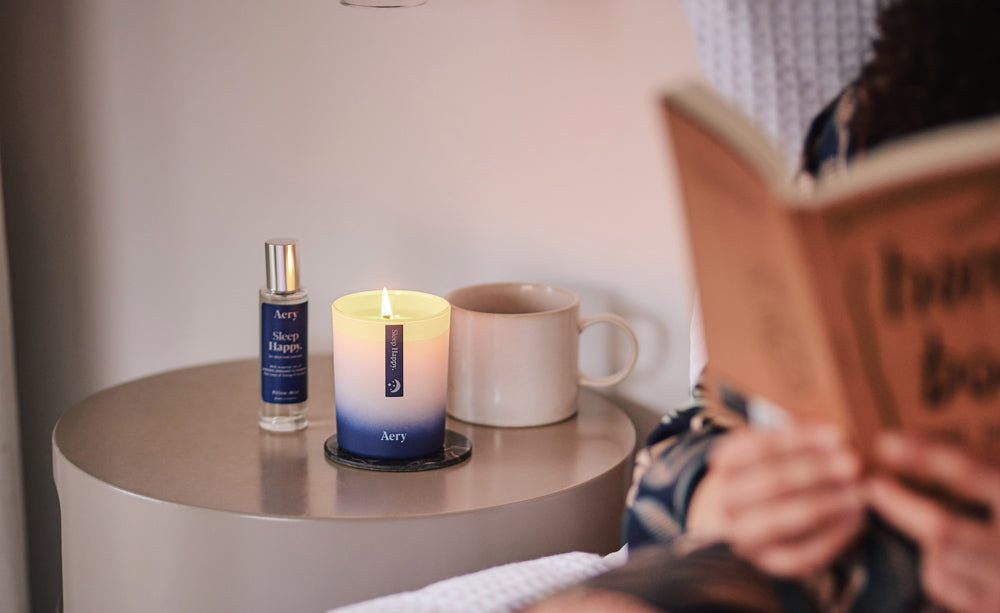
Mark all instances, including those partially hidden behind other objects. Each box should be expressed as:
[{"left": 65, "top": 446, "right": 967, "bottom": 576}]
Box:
[{"left": 324, "top": 429, "right": 472, "bottom": 472}]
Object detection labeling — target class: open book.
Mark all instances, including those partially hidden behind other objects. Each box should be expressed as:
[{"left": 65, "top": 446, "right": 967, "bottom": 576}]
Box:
[{"left": 663, "top": 82, "right": 1000, "bottom": 465}]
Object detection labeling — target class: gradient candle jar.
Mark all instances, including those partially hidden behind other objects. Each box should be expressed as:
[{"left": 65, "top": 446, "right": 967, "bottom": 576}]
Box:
[{"left": 332, "top": 289, "right": 450, "bottom": 459}]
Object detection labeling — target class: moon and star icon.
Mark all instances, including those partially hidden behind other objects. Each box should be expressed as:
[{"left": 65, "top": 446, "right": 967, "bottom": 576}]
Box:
[{"left": 387, "top": 379, "right": 402, "bottom": 394}]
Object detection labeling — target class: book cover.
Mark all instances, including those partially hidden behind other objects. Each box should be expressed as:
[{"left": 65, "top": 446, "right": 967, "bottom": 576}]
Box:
[{"left": 663, "top": 82, "right": 1000, "bottom": 464}]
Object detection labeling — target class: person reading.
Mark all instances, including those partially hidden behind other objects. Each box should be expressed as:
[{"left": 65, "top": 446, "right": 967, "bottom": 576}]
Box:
[{"left": 528, "top": 0, "right": 1000, "bottom": 611}]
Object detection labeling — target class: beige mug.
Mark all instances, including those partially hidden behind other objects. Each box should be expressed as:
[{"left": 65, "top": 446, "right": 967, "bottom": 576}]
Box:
[{"left": 446, "top": 282, "right": 639, "bottom": 427}]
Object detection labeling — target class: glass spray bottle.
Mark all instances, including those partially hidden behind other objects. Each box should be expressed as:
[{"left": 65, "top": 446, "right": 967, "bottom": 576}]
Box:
[{"left": 259, "top": 238, "right": 308, "bottom": 432}]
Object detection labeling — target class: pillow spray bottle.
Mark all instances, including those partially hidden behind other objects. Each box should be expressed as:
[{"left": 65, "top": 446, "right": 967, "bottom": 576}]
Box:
[{"left": 260, "top": 238, "right": 308, "bottom": 431}]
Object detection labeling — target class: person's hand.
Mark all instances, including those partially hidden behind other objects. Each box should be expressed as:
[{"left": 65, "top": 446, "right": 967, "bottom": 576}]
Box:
[
  {"left": 867, "top": 433, "right": 1000, "bottom": 612},
  {"left": 687, "top": 424, "right": 865, "bottom": 578}
]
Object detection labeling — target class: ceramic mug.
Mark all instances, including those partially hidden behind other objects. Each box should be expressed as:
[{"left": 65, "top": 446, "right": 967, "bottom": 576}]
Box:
[{"left": 446, "top": 282, "right": 639, "bottom": 427}]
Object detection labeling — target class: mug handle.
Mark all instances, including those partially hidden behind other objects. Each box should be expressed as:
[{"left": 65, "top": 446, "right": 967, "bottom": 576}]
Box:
[{"left": 577, "top": 313, "right": 639, "bottom": 388}]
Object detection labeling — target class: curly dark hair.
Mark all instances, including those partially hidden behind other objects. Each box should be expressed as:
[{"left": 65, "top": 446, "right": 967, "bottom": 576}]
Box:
[{"left": 850, "top": 0, "right": 1000, "bottom": 151}]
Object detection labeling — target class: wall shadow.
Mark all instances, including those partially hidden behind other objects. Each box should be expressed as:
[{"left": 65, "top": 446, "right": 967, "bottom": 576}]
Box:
[{"left": 0, "top": 2, "right": 95, "bottom": 611}]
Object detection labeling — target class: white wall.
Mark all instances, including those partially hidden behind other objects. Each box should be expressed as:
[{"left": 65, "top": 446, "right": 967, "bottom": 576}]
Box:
[{"left": 1, "top": 1, "right": 700, "bottom": 609}]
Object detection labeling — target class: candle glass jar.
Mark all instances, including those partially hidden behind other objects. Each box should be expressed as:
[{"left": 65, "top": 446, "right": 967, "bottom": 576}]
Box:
[{"left": 332, "top": 290, "right": 450, "bottom": 459}]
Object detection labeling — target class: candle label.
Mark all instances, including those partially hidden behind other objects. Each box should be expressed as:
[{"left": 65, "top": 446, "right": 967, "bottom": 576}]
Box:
[
  {"left": 385, "top": 324, "right": 404, "bottom": 397},
  {"left": 261, "top": 302, "right": 308, "bottom": 404}
]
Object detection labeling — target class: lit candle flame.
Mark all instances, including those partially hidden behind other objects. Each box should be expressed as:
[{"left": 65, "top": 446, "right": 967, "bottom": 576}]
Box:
[{"left": 381, "top": 287, "right": 394, "bottom": 320}]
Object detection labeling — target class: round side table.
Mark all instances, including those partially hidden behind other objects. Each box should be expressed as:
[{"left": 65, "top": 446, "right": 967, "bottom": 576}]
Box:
[{"left": 53, "top": 356, "right": 636, "bottom": 612}]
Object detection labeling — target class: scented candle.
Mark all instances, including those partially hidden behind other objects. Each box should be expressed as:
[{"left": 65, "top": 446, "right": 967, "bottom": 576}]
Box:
[{"left": 331, "top": 289, "right": 450, "bottom": 459}]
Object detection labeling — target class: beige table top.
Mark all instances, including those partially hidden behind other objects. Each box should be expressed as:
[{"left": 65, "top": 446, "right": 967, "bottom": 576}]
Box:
[{"left": 54, "top": 355, "right": 636, "bottom": 520}]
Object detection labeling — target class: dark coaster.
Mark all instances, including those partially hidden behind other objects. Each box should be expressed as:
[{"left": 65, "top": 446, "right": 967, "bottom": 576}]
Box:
[{"left": 324, "top": 429, "right": 472, "bottom": 472}]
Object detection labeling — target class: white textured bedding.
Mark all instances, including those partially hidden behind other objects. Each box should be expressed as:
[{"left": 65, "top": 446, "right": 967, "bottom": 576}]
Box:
[{"left": 329, "top": 547, "right": 628, "bottom": 613}]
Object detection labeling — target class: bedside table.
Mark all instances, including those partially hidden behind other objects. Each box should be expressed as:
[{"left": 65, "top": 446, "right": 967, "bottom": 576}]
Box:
[{"left": 53, "top": 356, "right": 636, "bottom": 612}]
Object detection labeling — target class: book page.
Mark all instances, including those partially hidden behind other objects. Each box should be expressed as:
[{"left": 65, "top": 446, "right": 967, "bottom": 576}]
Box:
[
  {"left": 809, "top": 116, "right": 1000, "bottom": 210},
  {"left": 662, "top": 82, "right": 789, "bottom": 191}
]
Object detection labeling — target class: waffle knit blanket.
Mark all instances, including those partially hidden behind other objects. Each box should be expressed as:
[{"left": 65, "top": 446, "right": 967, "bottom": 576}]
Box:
[
  {"left": 329, "top": 550, "right": 627, "bottom": 613},
  {"left": 679, "top": 0, "right": 889, "bottom": 167}
]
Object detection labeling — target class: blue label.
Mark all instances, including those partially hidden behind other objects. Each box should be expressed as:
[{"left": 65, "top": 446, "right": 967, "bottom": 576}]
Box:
[
  {"left": 261, "top": 301, "right": 308, "bottom": 404},
  {"left": 385, "top": 324, "right": 403, "bottom": 397},
  {"left": 336, "top": 409, "right": 445, "bottom": 459}
]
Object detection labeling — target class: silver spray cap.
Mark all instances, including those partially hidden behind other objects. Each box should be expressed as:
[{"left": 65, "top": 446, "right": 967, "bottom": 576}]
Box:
[{"left": 264, "top": 238, "right": 300, "bottom": 292}]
